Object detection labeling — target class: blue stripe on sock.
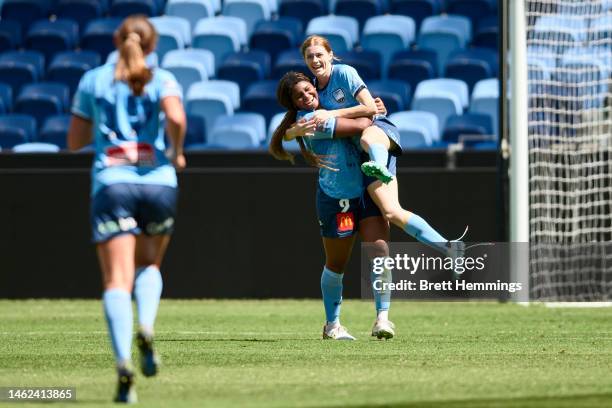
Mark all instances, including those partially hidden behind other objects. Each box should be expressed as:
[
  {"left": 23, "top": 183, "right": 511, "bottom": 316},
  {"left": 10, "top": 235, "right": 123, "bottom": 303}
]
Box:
[{"left": 320, "top": 267, "right": 343, "bottom": 324}]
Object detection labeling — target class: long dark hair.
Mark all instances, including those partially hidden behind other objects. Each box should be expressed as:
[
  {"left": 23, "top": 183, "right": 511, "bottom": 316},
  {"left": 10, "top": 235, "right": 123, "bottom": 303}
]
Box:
[{"left": 269, "top": 71, "right": 327, "bottom": 168}]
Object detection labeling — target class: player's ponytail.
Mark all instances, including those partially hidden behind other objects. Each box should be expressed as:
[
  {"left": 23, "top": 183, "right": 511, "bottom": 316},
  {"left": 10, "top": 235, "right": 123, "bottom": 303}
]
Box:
[{"left": 114, "top": 16, "right": 158, "bottom": 96}]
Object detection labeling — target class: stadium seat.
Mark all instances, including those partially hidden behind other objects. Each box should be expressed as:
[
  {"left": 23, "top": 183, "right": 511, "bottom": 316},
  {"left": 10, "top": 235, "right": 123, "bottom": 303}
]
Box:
[
  {"left": 0, "top": 114, "right": 37, "bottom": 148},
  {"left": 12, "top": 142, "right": 60, "bottom": 152},
  {"left": 47, "top": 50, "right": 101, "bottom": 96},
  {"left": 218, "top": 50, "right": 271, "bottom": 97},
  {"left": 368, "top": 80, "right": 411, "bottom": 114},
  {"left": 336, "top": 50, "right": 381, "bottom": 81},
  {"left": 444, "top": 47, "right": 498, "bottom": 93},
  {"left": 150, "top": 16, "right": 191, "bottom": 60},
  {"left": 531, "top": 14, "right": 586, "bottom": 53},
  {"left": 106, "top": 50, "right": 159, "bottom": 67},
  {"left": 192, "top": 17, "right": 246, "bottom": 70},
  {"left": 223, "top": 0, "right": 271, "bottom": 38},
  {"left": 418, "top": 15, "right": 471, "bottom": 74},
  {"left": 271, "top": 49, "right": 309, "bottom": 79},
  {"left": 279, "top": 0, "right": 325, "bottom": 30},
  {"left": 473, "top": 14, "right": 498, "bottom": 49},
  {"left": 186, "top": 81, "right": 235, "bottom": 135},
  {"left": 470, "top": 78, "right": 498, "bottom": 138},
  {"left": 183, "top": 114, "right": 207, "bottom": 146},
  {"left": 241, "top": 80, "right": 283, "bottom": 124},
  {"left": 267, "top": 111, "right": 300, "bottom": 151},
  {"left": 361, "top": 15, "right": 415, "bottom": 76},
  {"left": 15, "top": 82, "right": 70, "bottom": 126},
  {"left": 39, "top": 114, "right": 70, "bottom": 148},
  {"left": 1, "top": 0, "right": 51, "bottom": 37},
  {"left": 442, "top": 113, "right": 492, "bottom": 145},
  {"left": 165, "top": 0, "right": 214, "bottom": 32},
  {"left": 333, "top": 0, "right": 381, "bottom": 31},
  {"left": 0, "top": 50, "right": 45, "bottom": 95},
  {"left": 161, "top": 49, "right": 213, "bottom": 94},
  {"left": 387, "top": 49, "right": 437, "bottom": 92},
  {"left": 306, "top": 15, "right": 359, "bottom": 53},
  {"left": 412, "top": 78, "right": 467, "bottom": 132},
  {"left": 25, "top": 19, "right": 79, "bottom": 63},
  {"left": 0, "top": 83, "right": 13, "bottom": 114},
  {"left": 0, "top": 20, "right": 22, "bottom": 53},
  {"left": 445, "top": 0, "right": 496, "bottom": 31},
  {"left": 56, "top": 0, "right": 107, "bottom": 34},
  {"left": 389, "top": 0, "right": 439, "bottom": 31},
  {"left": 388, "top": 110, "right": 438, "bottom": 146},
  {"left": 209, "top": 112, "right": 266, "bottom": 148},
  {"left": 81, "top": 18, "right": 123, "bottom": 61},
  {"left": 110, "top": 0, "right": 159, "bottom": 17},
  {"left": 250, "top": 17, "right": 303, "bottom": 64}
]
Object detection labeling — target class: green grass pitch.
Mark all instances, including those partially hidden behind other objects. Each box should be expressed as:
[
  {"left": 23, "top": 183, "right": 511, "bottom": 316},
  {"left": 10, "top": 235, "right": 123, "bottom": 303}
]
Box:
[{"left": 1, "top": 299, "right": 612, "bottom": 407}]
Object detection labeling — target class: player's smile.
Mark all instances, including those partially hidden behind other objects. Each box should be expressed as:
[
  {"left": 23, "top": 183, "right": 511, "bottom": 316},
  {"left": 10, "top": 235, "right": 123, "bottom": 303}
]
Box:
[
  {"left": 304, "top": 45, "right": 332, "bottom": 78},
  {"left": 292, "top": 81, "right": 318, "bottom": 110}
]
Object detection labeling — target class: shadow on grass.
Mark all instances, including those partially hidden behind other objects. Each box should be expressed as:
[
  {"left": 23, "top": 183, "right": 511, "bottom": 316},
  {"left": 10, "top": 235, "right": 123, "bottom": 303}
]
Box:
[
  {"left": 328, "top": 393, "right": 612, "bottom": 408},
  {"left": 158, "top": 338, "right": 282, "bottom": 343}
]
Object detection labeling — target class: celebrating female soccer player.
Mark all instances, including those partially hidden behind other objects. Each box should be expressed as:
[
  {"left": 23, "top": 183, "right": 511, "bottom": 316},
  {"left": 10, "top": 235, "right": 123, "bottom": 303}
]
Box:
[{"left": 67, "top": 16, "right": 186, "bottom": 403}]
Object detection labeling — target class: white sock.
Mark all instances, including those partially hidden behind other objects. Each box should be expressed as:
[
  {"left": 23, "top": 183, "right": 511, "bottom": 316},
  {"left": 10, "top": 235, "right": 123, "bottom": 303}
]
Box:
[{"left": 377, "top": 310, "right": 389, "bottom": 321}]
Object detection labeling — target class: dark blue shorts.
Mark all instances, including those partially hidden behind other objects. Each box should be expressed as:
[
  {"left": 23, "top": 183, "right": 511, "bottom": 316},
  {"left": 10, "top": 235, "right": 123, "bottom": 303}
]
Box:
[
  {"left": 373, "top": 115, "right": 402, "bottom": 156},
  {"left": 91, "top": 183, "right": 178, "bottom": 243},
  {"left": 316, "top": 186, "right": 385, "bottom": 238}
]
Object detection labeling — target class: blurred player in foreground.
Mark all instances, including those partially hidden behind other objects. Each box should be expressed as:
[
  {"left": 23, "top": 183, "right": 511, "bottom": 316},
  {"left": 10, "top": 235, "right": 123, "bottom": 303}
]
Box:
[{"left": 67, "top": 16, "right": 186, "bottom": 404}]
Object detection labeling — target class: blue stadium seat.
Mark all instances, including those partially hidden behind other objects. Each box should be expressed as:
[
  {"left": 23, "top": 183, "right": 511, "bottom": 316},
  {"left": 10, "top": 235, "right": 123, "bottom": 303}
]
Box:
[
  {"left": 57, "top": 0, "right": 107, "bottom": 34},
  {"left": 106, "top": 50, "right": 159, "bottom": 67},
  {"left": 39, "top": 114, "right": 70, "bottom": 148},
  {"left": 150, "top": 16, "right": 191, "bottom": 60},
  {"left": 445, "top": 0, "right": 495, "bottom": 31},
  {"left": 110, "top": 0, "right": 160, "bottom": 17},
  {"left": 250, "top": 17, "right": 303, "bottom": 64},
  {"left": 0, "top": 50, "right": 45, "bottom": 95},
  {"left": 0, "top": 20, "right": 22, "bottom": 53},
  {"left": 0, "top": 114, "right": 37, "bottom": 147},
  {"left": 209, "top": 112, "right": 266, "bottom": 148},
  {"left": 267, "top": 111, "right": 300, "bottom": 150},
  {"left": 81, "top": 18, "right": 123, "bottom": 61},
  {"left": 1, "top": 0, "right": 51, "bottom": 37},
  {"left": 444, "top": 47, "right": 498, "bottom": 93},
  {"left": 186, "top": 81, "right": 236, "bottom": 135},
  {"left": 470, "top": 78, "right": 498, "bottom": 139},
  {"left": 588, "top": 15, "right": 612, "bottom": 47},
  {"left": 161, "top": 49, "right": 213, "bottom": 93},
  {"left": 336, "top": 50, "right": 381, "bottom": 81},
  {"left": 388, "top": 110, "right": 438, "bottom": 147},
  {"left": 412, "top": 78, "right": 467, "bottom": 132},
  {"left": 218, "top": 50, "right": 271, "bottom": 97},
  {"left": 473, "top": 14, "right": 498, "bottom": 49},
  {"left": 241, "top": 80, "right": 283, "bottom": 123},
  {"left": 165, "top": 0, "right": 214, "bottom": 32},
  {"left": 418, "top": 15, "right": 471, "bottom": 75},
  {"left": 25, "top": 19, "right": 79, "bottom": 63},
  {"left": 12, "top": 142, "right": 60, "bottom": 152},
  {"left": 389, "top": 0, "right": 439, "bottom": 31},
  {"left": 192, "top": 17, "right": 246, "bottom": 70},
  {"left": 0, "top": 83, "right": 13, "bottom": 114},
  {"left": 279, "top": 0, "right": 325, "bottom": 30},
  {"left": 387, "top": 49, "right": 436, "bottom": 92},
  {"left": 531, "top": 14, "right": 586, "bottom": 53},
  {"left": 333, "top": 0, "right": 381, "bottom": 31},
  {"left": 362, "top": 15, "right": 415, "bottom": 76},
  {"left": 15, "top": 82, "right": 70, "bottom": 125},
  {"left": 368, "top": 80, "right": 411, "bottom": 114},
  {"left": 47, "top": 50, "right": 101, "bottom": 96},
  {"left": 223, "top": 0, "right": 271, "bottom": 38},
  {"left": 272, "top": 49, "right": 309, "bottom": 79},
  {"left": 184, "top": 114, "right": 207, "bottom": 146},
  {"left": 442, "top": 113, "right": 492, "bottom": 145},
  {"left": 306, "top": 15, "right": 359, "bottom": 53}
]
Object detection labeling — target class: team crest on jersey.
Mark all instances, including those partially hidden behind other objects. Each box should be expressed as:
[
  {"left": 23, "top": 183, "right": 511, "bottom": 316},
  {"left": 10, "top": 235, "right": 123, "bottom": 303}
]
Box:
[{"left": 332, "top": 88, "right": 345, "bottom": 103}]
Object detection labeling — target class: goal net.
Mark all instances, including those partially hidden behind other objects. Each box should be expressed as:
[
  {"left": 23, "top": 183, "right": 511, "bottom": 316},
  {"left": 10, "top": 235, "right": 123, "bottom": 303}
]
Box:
[{"left": 526, "top": 0, "right": 612, "bottom": 300}]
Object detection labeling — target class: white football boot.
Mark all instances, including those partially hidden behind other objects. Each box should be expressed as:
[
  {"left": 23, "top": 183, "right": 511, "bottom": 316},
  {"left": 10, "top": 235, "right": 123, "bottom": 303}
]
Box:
[
  {"left": 371, "top": 319, "right": 395, "bottom": 340},
  {"left": 322, "top": 323, "right": 356, "bottom": 340}
]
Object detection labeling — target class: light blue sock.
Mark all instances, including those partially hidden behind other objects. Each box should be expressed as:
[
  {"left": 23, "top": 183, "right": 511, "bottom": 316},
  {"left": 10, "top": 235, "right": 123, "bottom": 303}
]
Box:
[
  {"left": 103, "top": 288, "right": 133, "bottom": 364},
  {"left": 134, "top": 265, "right": 163, "bottom": 334},
  {"left": 369, "top": 143, "right": 388, "bottom": 167},
  {"left": 404, "top": 213, "right": 448, "bottom": 254},
  {"left": 370, "top": 269, "right": 391, "bottom": 312},
  {"left": 320, "top": 267, "right": 343, "bottom": 324}
]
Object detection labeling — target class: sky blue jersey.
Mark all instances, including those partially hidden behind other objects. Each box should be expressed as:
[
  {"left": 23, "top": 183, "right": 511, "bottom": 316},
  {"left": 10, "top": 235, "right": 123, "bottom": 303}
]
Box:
[
  {"left": 298, "top": 111, "right": 363, "bottom": 199},
  {"left": 71, "top": 64, "right": 182, "bottom": 196}
]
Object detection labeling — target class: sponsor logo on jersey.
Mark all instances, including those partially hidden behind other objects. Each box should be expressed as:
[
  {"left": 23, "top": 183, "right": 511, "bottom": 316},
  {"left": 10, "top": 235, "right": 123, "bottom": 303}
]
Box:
[
  {"left": 332, "top": 88, "right": 345, "bottom": 103},
  {"left": 336, "top": 212, "right": 355, "bottom": 234},
  {"left": 105, "top": 142, "right": 156, "bottom": 167}
]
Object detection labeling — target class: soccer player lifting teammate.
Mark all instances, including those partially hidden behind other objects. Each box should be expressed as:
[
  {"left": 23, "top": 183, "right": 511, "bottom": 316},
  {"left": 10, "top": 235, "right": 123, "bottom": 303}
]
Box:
[{"left": 67, "top": 16, "right": 186, "bottom": 403}]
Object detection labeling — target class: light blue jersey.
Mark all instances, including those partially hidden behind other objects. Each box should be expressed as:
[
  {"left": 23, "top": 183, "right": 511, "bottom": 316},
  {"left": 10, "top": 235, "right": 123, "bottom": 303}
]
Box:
[
  {"left": 298, "top": 111, "right": 363, "bottom": 199},
  {"left": 71, "top": 64, "right": 182, "bottom": 196},
  {"left": 316, "top": 64, "right": 366, "bottom": 111}
]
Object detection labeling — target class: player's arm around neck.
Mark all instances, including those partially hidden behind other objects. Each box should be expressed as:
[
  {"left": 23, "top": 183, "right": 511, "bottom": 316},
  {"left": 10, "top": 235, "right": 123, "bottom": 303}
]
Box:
[
  {"left": 161, "top": 95, "right": 187, "bottom": 170},
  {"left": 314, "top": 88, "right": 378, "bottom": 123},
  {"left": 67, "top": 115, "right": 93, "bottom": 151}
]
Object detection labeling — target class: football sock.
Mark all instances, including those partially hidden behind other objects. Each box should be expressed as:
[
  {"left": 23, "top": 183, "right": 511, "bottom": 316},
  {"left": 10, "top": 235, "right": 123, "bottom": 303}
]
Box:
[
  {"left": 134, "top": 265, "right": 163, "bottom": 336},
  {"left": 320, "top": 266, "right": 343, "bottom": 324},
  {"left": 369, "top": 143, "right": 389, "bottom": 168},
  {"left": 371, "top": 268, "right": 391, "bottom": 316},
  {"left": 404, "top": 213, "right": 448, "bottom": 254},
  {"left": 103, "top": 288, "right": 133, "bottom": 364}
]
